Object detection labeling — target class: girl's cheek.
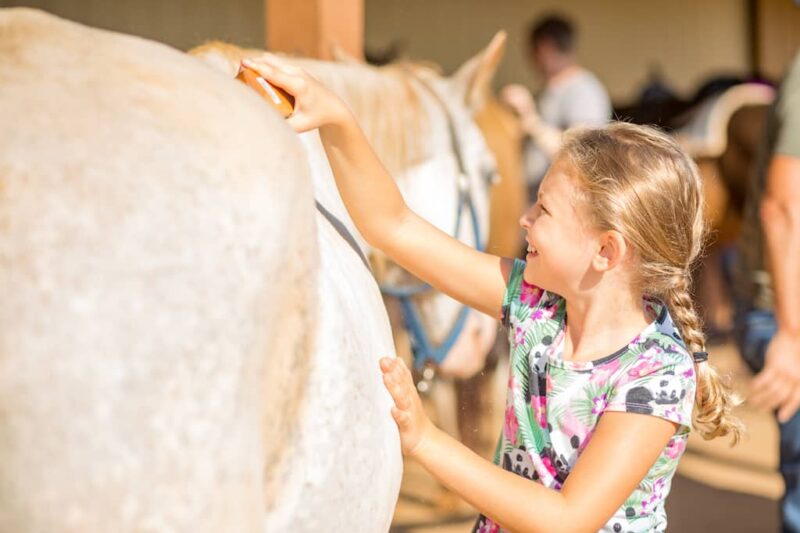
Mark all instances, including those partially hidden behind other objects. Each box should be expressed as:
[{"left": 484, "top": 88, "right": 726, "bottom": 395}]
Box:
[{"left": 531, "top": 220, "right": 546, "bottom": 239}]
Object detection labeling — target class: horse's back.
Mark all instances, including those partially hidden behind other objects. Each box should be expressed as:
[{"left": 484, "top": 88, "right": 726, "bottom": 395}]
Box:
[
  {"left": 189, "top": 43, "right": 404, "bottom": 532},
  {"left": 0, "top": 8, "right": 315, "bottom": 532}
]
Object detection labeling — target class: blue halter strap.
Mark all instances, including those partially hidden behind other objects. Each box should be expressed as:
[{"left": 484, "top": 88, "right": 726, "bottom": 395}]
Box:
[{"left": 379, "top": 74, "right": 486, "bottom": 370}]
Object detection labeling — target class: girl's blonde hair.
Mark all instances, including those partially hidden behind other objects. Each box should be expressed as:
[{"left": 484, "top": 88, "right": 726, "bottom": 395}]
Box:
[{"left": 559, "top": 122, "right": 743, "bottom": 443}]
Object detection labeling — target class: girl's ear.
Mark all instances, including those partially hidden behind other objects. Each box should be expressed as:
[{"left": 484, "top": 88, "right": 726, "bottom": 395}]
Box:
[{"left": 593, "top": 230, "right": 627, "bottom": 272}]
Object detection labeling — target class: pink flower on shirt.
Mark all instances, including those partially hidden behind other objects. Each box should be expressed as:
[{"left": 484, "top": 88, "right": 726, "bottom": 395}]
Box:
[
  {"left": 666, "top": 438, "right": 686, "bottom": 460},
  {"left": 530, "top": 395, "right": 548, "bottom": 428},
  {"left": 514, "top": 326, "right": 526, "bottom": 346},
  {"left": 663, "top": 406, "right": 680, "bottom": 423},
  {"left": 592, "top": 393, "right": 609, "bottom": 415},
  {"left": 590, "top": 358, "right": 622, "bottom": 384},
  {"left": 641, "top": 477, "right": 667, "bottom": 514},
  {"left": 477, "top": 519, "right": 500, "bottom": 533},
  {"left": 540, "top": 455, "right": 558, "bottom": 479},
  {"left": 504, "top": 405, "right": 520, "bottom": 443},
  {"left": 627, "top": 355, "right": 662, "bottom": 379},
  {"left": 520, "top": 282, "right": 543, "bottom": 307}
]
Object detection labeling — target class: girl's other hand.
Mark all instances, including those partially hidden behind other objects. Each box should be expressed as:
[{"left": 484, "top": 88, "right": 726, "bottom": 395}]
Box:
[
  {"left": 242, "top": 54, "right": 349, "bottom": 133},
  {"left": 379, "top": 357, "right": 433, "bottom": 456}
]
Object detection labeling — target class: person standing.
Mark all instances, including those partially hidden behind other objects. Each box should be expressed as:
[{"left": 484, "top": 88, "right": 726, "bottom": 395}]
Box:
[
  {"left": 734, "top": 49, "right": 800, "bottom": 532},
  {"left": 502, "top": 14, "right": 611, "bottom": 199}
]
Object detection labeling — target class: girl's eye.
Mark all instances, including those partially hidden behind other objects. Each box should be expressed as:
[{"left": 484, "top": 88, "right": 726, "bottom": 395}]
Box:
[{"left": 540, "top": 204, "right": 549, "bottom": 214}]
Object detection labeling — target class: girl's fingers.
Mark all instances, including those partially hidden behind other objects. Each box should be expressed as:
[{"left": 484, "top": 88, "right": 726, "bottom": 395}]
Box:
[
  {"left": 243, "top": 55, "right": 303, "bottom": 84},
  {"left": 250, "top": 52, "right": 303, "bottom": 75},
  {"left": 391, "top": 407, "right": 411, "bottom": 429},
  {"left": 285, "top": 114, "right": 316, "bottom": 134},
  {"left": 242, "top": 59, "right": 307, "bottom": 96},
  {"left": 382, "top": 372, "right": 411, "bottom": 409},
  {"left": 380, "top": 359, "right": 414, "bottom": 411}
]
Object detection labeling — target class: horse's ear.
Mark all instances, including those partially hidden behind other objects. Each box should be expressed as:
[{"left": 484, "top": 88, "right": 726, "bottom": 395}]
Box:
[
  {"left": 452, "top": 30, "right": 507, "bottom": 113},
  {"left": 331, "top": 44, "right": 364, "bottom": 64}
]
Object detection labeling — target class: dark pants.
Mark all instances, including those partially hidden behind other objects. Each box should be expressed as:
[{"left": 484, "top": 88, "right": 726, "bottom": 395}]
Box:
[{"left": 734, "top": 307, "right": 800, "bottom": 532}]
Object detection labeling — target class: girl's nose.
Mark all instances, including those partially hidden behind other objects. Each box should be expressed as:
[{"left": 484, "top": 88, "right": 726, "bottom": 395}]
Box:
[{"left": 520, "top": 204, "right": 535, "bottom": 230}]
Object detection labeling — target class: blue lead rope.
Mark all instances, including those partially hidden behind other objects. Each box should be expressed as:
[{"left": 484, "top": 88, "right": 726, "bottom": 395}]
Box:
[{"left": 380, "top": 187, "right": 484, "bottom": 369}]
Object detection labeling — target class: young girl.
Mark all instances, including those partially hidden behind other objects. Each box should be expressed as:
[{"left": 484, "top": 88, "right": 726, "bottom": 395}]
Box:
[{"left": 243, "top": 55, "right": 742, "bottom": 532}]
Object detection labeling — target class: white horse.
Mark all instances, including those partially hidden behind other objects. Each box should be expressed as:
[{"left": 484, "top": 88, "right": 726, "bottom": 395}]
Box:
[
  {"left": 0, "top": 8, "right": 400, "bottom": 533},
  {"left": 192, "top": 38, "right": 505, "bottom": 440},
  {"left": 1, "top": 8, "right": 504, "bottom": 532}
]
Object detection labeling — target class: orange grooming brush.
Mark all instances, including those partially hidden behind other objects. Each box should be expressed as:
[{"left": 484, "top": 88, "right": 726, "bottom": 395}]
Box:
[{"left": 236, "top": 63, "right": 295, "bottom": 118}]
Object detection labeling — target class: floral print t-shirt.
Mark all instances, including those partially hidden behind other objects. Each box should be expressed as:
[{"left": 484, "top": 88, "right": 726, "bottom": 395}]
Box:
[{"left": 474, "top": 260, "right": 696, "bottom": 533}]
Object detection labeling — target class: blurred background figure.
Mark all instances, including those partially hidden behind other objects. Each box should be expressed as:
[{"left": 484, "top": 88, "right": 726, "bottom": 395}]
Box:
[
  {"left": 733, "top": 48, "right": 800, "bottom": 533},
  {"left": 500, "top": 14, "right": 611, "bottom": 200}
]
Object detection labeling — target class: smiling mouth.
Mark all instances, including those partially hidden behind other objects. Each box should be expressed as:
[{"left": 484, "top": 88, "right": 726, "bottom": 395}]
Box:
[{"left": 526, "top": 243, "right": 539, "bottom": 258}]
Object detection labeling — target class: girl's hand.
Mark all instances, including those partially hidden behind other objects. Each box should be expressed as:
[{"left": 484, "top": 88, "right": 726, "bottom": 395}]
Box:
[
  {"left": 379, "top": 357, "right": 434, "bottom": 456},
  {"left": 241, "top": 54, "right": 349, "bottom": 133}
]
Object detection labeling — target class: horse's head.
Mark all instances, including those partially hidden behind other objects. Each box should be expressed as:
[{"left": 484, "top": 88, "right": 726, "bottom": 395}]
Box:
[
  {"left": 360, "top": 34, "right": 509, "bottom": 380},
  {"left": 392, "top": 32, "right": 507, "bottom": 231}
]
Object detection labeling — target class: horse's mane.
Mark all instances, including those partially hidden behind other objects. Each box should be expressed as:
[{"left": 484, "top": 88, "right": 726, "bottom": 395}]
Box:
[{"left": 189, "top": 41, "right": 427, "bottom": 176}]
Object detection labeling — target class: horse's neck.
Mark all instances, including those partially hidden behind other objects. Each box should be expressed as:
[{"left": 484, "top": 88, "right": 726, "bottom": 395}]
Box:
[
  {"left": 296, "top": 62, "right": 455, "bottom": 257},
  {"left": 299, "top": 61, "right": 494, "bottom": 345},
  {"left": 299, "top": 62, "right": 490, "bottom": 289}
]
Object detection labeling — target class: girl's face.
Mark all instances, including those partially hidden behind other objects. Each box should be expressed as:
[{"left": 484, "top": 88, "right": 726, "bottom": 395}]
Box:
[{"left": 520, "top": 159, "right": 603, "bottom": 297}]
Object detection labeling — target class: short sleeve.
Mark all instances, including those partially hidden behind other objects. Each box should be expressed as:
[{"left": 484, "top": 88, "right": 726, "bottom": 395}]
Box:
[
  {"left": 605, "top": 346, "right": 696, "bottom": 433},
  {"left": 500, "top": 259, "right": 526, "bottom": 327}
]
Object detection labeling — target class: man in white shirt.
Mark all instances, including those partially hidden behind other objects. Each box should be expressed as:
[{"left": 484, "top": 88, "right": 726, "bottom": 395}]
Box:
[{"left": 503, "top": 15, "right": 611, "bottom": 199}]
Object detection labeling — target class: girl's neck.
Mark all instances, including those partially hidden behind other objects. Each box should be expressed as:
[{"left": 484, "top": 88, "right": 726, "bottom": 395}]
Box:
[{"left": 561, "top": 286, "right": 650, "bottom": 362}]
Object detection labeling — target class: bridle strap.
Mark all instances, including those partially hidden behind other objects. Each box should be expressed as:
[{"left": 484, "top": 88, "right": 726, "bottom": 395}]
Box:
[{"left": 379, "top": 69, "right": 486, "bottom": 371}]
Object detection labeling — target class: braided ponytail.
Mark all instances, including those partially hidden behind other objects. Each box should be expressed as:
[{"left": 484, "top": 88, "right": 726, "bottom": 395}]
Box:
[
  {"left": 663, "top": 274, "right": 743, "bottom": 443},
  {"left": 561, "top": 122, "right": 744, "bottom": 444}
]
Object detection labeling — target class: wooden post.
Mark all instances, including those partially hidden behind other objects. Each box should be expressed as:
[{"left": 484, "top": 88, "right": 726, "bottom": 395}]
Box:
[
  {"left": 755, "top": 0, "right": 800, "bottom": 81},
  {"left": 265, "top": 0, "right": 364, "bottom": 60}
]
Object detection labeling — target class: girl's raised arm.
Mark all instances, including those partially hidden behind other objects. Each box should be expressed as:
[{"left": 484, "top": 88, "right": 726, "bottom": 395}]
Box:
[{"left": 244, "top": 55, "right": 512, "bottom": 318}]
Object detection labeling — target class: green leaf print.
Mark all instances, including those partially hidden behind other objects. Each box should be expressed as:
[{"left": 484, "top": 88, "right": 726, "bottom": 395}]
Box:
[
  {"left": 571, "top": 382, "right": 611, "bottom": 427},
  {"left": 622, "top": 491, "right": 648, "bottom": 523},
  {"left": 512, "top": 351, "right": 530, "bottom": 387},
  {"left": 516, "top": 406, "right": 547, "bottom": 454},
  {"left": 546, "top": 366, "right": 582, "bottom": 397}
]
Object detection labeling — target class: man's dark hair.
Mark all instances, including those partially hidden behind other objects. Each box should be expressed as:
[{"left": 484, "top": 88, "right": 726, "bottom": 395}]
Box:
[{"left": 528, "top": 15, "right": 575, "bottom": 53}]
